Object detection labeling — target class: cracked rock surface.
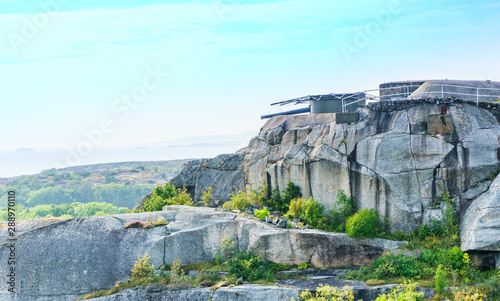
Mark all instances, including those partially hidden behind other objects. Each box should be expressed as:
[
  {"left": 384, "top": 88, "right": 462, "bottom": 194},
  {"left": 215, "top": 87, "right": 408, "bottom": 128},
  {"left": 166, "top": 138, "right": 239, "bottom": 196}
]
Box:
[
  {"left": 0, "top": 206, "right": 404, "bottom": 300},
  {"left": 172, "top": 103, "right": 500, "bottom": 235}
]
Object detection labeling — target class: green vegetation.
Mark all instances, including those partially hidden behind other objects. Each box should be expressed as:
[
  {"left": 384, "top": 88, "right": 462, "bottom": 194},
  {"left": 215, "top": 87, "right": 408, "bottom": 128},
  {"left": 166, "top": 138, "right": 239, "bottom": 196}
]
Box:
[
  {"left": 222, "top": 186, "right": 265, "bottom": 211},
  {"left": 345, "top": 209, "right": 383, "bottom": 238},
  {"left": 344, "top": 183, "right": 500, "bottom": 300},
  {"left": 296, "top": 284, "right": 355, "bottom": 301},
  {"left": 0, "top": 202, "right": 127, "bottom": 220},
  {"left": 138, "top": 183, "right": 193, "bottom": 212},
  {"left": 254, "top": 207, "right": 270, "bottom": 221},
  {"left": 82, "top": 236, "right": 305, "bottom": 300},
  {"left": 329, "top": 190, "right": 357, "bottom": 232},
  {"left": 287, "top": 197, "right": 325, "bottom": 229},
  {"left": 131, "top": 254, "right": 155, "bottom": 279},
  {"left": 298, "top": 262, "right": 311, "bottom": 270},
  {"left": 263, "top": 181, "right": 302, "bottom": 213},
  {"left": 374, "top": 282, "right": 423, "bottom": 301},
  {"left": 201, "top": 187, "right": 214, "bottom": 207},
  {"left": 0, "top": 161, "right": 186, "bottom": 211}
]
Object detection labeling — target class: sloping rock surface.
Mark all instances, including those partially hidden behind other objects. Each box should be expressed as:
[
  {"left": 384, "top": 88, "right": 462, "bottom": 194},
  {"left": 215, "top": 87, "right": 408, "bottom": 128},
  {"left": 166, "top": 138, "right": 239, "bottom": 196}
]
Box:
[{"left": 0, "top": 206, "right": 404, "bottom": 300}]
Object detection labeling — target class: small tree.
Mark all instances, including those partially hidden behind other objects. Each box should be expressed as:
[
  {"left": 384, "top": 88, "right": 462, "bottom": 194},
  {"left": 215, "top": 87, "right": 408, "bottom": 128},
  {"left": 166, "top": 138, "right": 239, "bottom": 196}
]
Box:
[{"left": 131, "top": 254, "right": 154, "bottom": 279}]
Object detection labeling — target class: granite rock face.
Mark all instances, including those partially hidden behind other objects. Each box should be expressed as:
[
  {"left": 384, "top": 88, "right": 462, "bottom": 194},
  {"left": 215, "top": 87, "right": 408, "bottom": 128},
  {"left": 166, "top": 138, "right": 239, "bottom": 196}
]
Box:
[
  {"left": 173, "top": 103, "right": 500, "bottom": 233},
  {"left": 460, "top": 174, "right": 500, "bottom": 268},
  {"left": 169, "top": 151, "right": 246, "bottom": 204},
  {"left": 0, "top": 206, "right": 404, "bottom": 300}
]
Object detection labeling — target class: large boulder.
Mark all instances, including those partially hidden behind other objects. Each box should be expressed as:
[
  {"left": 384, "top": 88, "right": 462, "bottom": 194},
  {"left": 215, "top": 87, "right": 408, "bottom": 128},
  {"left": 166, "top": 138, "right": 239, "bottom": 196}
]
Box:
[
  {"left": 242, "top": 103, "right": 500, "bottom": 232},
  {"left": 0, "top": 206, "right": 404, "bottom": 300},
  {"left": 169, "top": 151, "right": 246, "bottom": 203},
  {"left": 460, "top": 174, "right": 500, "bottom": 268}
]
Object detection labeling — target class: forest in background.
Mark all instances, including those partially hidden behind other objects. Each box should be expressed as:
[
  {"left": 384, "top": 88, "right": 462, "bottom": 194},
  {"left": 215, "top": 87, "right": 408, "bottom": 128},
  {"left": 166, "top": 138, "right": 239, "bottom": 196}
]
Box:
[{"left": 0, "top": 160, "right": 187, "bottom": 220}]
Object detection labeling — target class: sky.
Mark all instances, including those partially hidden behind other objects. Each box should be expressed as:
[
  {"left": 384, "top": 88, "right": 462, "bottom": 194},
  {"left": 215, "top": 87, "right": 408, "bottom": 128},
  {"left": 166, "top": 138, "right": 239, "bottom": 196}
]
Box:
[{"left": 1, "top": 0, "right": 500, "bottom": 153}]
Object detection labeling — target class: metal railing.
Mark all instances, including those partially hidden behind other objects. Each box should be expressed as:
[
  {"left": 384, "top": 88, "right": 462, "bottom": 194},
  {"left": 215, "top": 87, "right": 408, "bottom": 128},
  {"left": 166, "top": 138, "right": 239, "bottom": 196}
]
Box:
[{"left": 341, "top": 83, "right": 500, "bottom": 112}]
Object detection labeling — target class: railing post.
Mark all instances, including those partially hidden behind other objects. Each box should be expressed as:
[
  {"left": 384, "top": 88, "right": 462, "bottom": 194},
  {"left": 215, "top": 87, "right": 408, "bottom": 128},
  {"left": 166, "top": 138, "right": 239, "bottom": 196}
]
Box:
[
  {"left": 441, "top": 85, "right": 444, "bottom": 98},
  {"left": 477, "top": 88, "right": 479, "bottom": 106}
]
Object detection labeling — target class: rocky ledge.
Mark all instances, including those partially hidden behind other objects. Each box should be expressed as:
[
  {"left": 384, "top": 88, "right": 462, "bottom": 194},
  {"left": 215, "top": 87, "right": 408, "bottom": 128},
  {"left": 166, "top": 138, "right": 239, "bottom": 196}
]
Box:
[
  {"left": 0, "top": 206, "right": 404, "bottom": 300},
  {"left": 170, "top": 102, "right": 500, "bottom": 266}
]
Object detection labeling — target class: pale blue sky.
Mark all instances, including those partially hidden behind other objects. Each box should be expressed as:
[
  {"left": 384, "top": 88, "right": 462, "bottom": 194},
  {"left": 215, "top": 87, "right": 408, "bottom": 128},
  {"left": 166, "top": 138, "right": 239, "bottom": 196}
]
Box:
[{"left": 1, "top": 0, "right": 499, "bottom": 151}]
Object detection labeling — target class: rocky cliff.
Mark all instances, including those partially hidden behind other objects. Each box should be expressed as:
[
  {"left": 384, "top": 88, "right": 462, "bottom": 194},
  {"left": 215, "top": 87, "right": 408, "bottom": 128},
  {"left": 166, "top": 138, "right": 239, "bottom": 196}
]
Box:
[{"left": 171, "top": 100, "right": 500, "bottom": 264}]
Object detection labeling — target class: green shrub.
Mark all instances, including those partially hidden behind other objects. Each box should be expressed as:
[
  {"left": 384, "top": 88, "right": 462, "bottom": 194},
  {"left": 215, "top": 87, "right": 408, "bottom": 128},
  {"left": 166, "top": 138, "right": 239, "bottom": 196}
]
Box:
[
  {"left": 131, "top": 254, "right": 154, "bottom": 279},
  {"left": 374, "top": 282, "right": 423, "bottom": 301},
  {"left": 329, "top": 190, "right": 357, "bottom": 232},
  {"left": 434, "top": 264, "right": 447, "bottom": 294},
  {"left": 418, "top": 219, "right": 444, "bottom": 239},
  {"left": 201, "top": 187, "right": 214, "bottom": 207},
  {"left": 345, "top": 209, "right": 382, "bottom": 238},
  {"left": 298, "top": 284, "right": 355, "bottom": 301},
  {"left": 263, "top": 182, "right": 302, "bottom": 213},
  {"left": 298, "top": 262, "right": 311, "bottom": 270},
  {"left": 254, "top": 208, "right": 270, "bottom": 221},
  {"left": 479, "top": 271, "right": 500, "bottom": 300},
  {"left": 170, "top": 257, "right": 185, "bottom": 285},
  {"left": 263, "top": 188, "right": 283, "bottom": 212},
  {"left": 372, "top": 253, "right": 422, "bottom": 279},
  {"left": 152, "top": 183, "right": 177, "bottom": 201},
  {"left": 281, "top": 181, "right": 302, "bottom": 212},
  {"left": 446, "top": 246, "right": 465, "bottom": 271},
  {"left": 287, "top": 197, "right": 324, "bottom": 228},
  {"left": 142, "top": 184, "right": 193, "bottom": 212},
  {"left": 223, "top": 187, "right": 265, "bottom": 211},
  {"left": 168, "top": 187, "right": 193, "bottom": 206},
  {"left": 215, "top": 234, "right": 237, "bottom": 265},
  {"left": 228, "top": 251, "right": 273, "bottom": 282}
]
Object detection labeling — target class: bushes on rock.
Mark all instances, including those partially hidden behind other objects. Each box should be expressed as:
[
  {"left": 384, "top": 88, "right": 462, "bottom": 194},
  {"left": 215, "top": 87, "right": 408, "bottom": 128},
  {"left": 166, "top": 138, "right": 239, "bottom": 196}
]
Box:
[
  {"left": 263, "top": 181, "right": 302, "bottom": 213},
  {"left": 298, "top": 284, "right": 355, "bottom": 301},
  {"left": 141, "top": 183, "right": 193, "bottom": 212},
  {"left": 254, "top": 207, "right": 270, "bottom": 221},
  {"left": 201, "top": 187, "right": 214, "bottom": 207},
  {"left": 418, "top": 219, "right": 444, "bottom": 239},
  {"left": 329, "top": 190, "right": 357, "bottom": 232},
  {"left": 345, "top": 209, "right": 383, "bottom": 238},
  {"left": 434, "top": 264, "right": 447, "bottom": 294},
  {"left": 131, "top": 254, "right": 154, "bottom": 279},
  {"left": 287, "top": 197, "right": 325, "bottom": 228},
  {"left": 374, "top": 282, "right": 423, "bottom": 301},
  {"left": 228, "top": 251, "right": 273, "bottom": 282},
  {"left": 223, "top": 187, "right": 265, "bottom": 211}
]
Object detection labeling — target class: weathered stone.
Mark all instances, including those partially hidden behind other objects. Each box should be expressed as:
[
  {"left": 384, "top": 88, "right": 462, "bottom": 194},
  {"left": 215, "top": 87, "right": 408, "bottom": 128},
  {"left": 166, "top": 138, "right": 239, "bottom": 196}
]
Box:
[
  {"left": 278, "top": 216, "right": 288, "bottom": 228},
  {"left": 90, "top": 285, "right": 300, "bottom": 301},
  {"left": 240, "top": 103, "right": 500, "bottom": 232},
  {"left": 460, "top": 174, "right": 500, "bottom": 255},
  {"left": 169, "top": 152, "right": 246, "bottom": 203},
  {"left": 0, "top": 206, "right": 405, "bottom": 300}
]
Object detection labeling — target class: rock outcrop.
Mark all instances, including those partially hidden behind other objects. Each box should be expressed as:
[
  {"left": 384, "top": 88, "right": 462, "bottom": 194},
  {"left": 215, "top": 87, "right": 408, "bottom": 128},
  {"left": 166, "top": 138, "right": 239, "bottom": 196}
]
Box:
[
  {"left": 170, "top": 151, "right": 246, "bottom": 203},
  {"left": 171, "top": 102, "right": 500, "bottom": 235},
  {"left": 91, "top": 285, "right": 300, "bottom": 301},
  {"left": 0, "top": 206, "right": 404, "bottom": 300},
  {"left": 460, "top": 174, "right": 500, "bottom": 268}
]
